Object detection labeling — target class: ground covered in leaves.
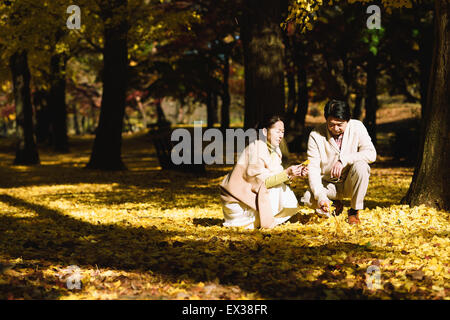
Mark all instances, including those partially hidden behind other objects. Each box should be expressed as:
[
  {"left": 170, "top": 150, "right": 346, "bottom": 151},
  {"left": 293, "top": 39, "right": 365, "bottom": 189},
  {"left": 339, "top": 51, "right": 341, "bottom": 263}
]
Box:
[{"left": 0, "top": 132, "right": 448, "bottom": 300}]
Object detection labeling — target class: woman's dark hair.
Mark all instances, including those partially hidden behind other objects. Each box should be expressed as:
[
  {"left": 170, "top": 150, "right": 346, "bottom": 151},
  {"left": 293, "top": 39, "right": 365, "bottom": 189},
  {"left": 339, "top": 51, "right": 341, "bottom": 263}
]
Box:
[
  {"left": 324, "top": 99, "right": 351, "bottom": 121},
  {"left": 254, "top": 114, "right": 284, "bottom": 130}
]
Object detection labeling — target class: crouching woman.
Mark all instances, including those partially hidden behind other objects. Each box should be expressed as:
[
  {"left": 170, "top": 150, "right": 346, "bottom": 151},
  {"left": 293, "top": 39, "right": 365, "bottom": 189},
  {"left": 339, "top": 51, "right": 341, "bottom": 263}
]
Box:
[{"left": 219, "top": 115, "right": 308, "bottom": 229}]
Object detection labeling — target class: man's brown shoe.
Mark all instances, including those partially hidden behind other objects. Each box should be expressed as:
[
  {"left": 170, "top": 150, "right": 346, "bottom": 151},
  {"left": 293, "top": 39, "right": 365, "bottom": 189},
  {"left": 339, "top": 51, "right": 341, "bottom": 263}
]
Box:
[
  {"left": 348, "top": 209, "right": 360, "bottom": 224},
  {"left": 334, "top": 200, "right": 344, "bottom": 216},
  {"left": 348, "top": 214, "right": 360, "bottom": 224}
]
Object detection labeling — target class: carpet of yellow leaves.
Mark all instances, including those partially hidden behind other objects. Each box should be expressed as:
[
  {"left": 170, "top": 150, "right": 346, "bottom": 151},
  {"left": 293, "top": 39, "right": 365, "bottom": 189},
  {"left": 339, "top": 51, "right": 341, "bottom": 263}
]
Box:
[{"left": 0, "top": 133, "right": 448, "bottom": 300}]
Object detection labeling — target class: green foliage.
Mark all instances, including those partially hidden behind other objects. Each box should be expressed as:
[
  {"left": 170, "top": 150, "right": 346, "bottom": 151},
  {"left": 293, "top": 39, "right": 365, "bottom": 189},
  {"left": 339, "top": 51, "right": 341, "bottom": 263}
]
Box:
[{"left": 362, "top": 27, "right": 386, "bottom": 56}]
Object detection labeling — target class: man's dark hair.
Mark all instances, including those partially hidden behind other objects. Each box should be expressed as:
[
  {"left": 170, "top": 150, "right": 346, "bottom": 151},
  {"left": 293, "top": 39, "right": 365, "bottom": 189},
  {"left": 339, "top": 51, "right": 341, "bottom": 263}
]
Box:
[{"left": 324, "top": 99, "right": 351, "bottom": 121}]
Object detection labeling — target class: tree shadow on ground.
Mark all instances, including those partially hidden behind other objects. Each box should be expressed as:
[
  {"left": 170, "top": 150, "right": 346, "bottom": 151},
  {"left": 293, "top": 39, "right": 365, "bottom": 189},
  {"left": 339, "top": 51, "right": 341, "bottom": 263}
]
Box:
[
  {"left": 0, "top": 193, "right": 414, "bottom": 299},
  {"left": 192, "top": 218, "right": 224, "bottom": 227},
  {"left": 364, "top": 199, "right": 400, "bottom": 209}
]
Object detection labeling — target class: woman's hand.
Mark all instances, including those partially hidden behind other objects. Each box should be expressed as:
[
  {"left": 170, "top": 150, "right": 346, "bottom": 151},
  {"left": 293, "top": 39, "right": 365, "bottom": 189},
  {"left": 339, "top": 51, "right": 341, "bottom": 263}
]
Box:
[
  {"left": 286, "top": 165, "right": 302, "bottom": 179},
  {"left": 287, "top": 164, "right": 308, "bottom": 179}
]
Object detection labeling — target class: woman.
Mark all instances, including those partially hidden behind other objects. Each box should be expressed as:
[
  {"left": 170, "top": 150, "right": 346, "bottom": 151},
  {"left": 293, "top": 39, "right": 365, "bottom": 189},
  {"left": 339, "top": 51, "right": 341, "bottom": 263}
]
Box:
[{"left": 219, "top": 115, "right": 308, "bottom": 229}]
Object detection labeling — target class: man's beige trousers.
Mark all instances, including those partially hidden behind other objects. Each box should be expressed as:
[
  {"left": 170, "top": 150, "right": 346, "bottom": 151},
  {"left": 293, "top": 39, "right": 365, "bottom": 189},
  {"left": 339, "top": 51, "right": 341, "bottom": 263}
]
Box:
[{"left": 301, "top": 160, "right": 371, "bottom": 210}]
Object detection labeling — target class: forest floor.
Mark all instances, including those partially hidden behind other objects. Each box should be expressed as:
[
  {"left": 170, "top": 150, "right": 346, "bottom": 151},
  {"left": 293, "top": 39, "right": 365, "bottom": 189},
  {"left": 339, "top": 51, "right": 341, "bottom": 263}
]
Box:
[{"left": 0, "top": 109, "right": 448, "bottom": 300}]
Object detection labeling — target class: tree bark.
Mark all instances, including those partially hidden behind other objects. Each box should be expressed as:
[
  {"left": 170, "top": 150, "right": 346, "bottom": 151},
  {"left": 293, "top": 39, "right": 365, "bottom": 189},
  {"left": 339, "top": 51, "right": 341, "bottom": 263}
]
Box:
[
  {"left": 353, "top": 93, "right": 364, "bottom": 121},
  {"left": 295, "top": 63, "right": 309, "bottom": 130},
  {"left": 155, "top": 99, "right": 169, "bottom": 125},
  {"left": 136, "top": 98, "right": 148, "bottom": 129},
  {"left": 418, "top": 12, "right": 434, "bottom": 119},
  {"left": 364, "top": 53, "right": 378, "bottom": 146},
  {"left": 240, "top": 0, "right": 287, "bottom": 128},
  {"left": 10, "top": 51, "right": 39, "bottom": 165},
  {"left": 48, "top": 53, "right": 69, "bottom": 152},
  {"left": 33, "top": 89, "right": 51, "bottom": 144},
  {"left": 221, "top": 52, "right": 230, "bottom": 129},
  {"left": 87, "top": 0, "right": 128, "bottom": 170},
  {"left": 283, "top": 32, "right": 296, "bottom": 130},
  {"left": 403, "top": 0, "right": 450, "bottom": 210},
  {"left": 206, "top": 90, "right": 218, "bottom": 128},
  {"left": 72, "top": 103, "right": 81, "bottom": 135}
]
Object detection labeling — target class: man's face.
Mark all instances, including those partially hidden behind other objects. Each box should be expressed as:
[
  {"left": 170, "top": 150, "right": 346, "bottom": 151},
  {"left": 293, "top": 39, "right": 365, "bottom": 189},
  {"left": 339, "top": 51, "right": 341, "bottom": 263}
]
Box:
[{"left": 326, "top": 117, "right": 347, "bottom": 136}]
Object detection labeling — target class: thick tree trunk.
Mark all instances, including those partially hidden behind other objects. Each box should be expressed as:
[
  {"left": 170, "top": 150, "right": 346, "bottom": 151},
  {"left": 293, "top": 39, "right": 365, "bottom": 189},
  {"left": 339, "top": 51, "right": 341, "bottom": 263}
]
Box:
[
  {"left": 221, "top": 52, "right": 230, "bottom": 129},
  {"left": 33, "top": 89, "right": 51, "bottom": 144},
  {"left": 364, "top": 53, "right": 378, "bottom": 146},
  {"left": 48, "top": 53, "right": 69, "bottom": 152},
  {"left": 283, "top": 33, "right": 296, "bottom": 130},
  {"left": 418, "top": 13, "right": 434, "bottom": 119},
  {"left": 286, "top": 61, "right": 309, "bottom": 153},
  {"left": 240, "top": 0, "right": 287, "bottom": 128},
  {"left": 403, "top": 0, "right": 450, "bottom": 210},
  {"left": 87, "top": 0, "right": 128, "bottom": 170},
  {"left": 10, "top": 51, "right": 39, "bottom": 165}
]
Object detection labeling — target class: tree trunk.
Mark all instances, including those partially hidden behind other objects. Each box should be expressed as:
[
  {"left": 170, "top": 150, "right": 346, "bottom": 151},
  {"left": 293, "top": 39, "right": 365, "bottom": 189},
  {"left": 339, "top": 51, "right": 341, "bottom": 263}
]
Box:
[
  {"left": 1, "top": 119, "right": 7, "bottom": 136},
  {"left": 48, "top": 53, "right": 69, "bottom": 152},
  {"left": 206, "top": 90, "right": 218, "bottom": 128},
  {"left": 156, "top": 99, "right": 169, "bottom": 125},
  {"left": 403, "top": 0, "right": 450, "bottom": 210},
  {"left": 286, "top": 61, "right": 309, "bottom": 153},
  {"left": 353, "top": 94, "right": 364, "bottom": 120},
  {"left": 87, "top": 0, "right": 128, "bottom": 170},
  {"left": 80, "top": 116, "right": 85, "bottom": 134},
  {"left": 72, "top": 103, "right": 81, "bottom": 135},
  {"left": 33, "top": 89, "right": 51, "bottom": 144},
  {"left": 136, "top": 99, "right": 148, "bottom": 129},
  {"left": 283, "top": 32, "right": 296, "bottom": 130},
  {"left": 10, "top": 51, "right": 39, "bottom": 165},
  {"left": 418, "top": 12, "right": 434, "bottom": 119},
  {"left": 295, "top": 63, "right": 309, "bottom": 130},
  {"left": 240, "top": 0, "right": 287, "bottom": 128},
  {"left": 90, "top": 105, "right": 96, "bottom": 134},
  {"left": 221, "top": 52, "right": 230, "bottom": 129},
  {"left": 364, "top": 53, "right": 378, "bottom": 146}
]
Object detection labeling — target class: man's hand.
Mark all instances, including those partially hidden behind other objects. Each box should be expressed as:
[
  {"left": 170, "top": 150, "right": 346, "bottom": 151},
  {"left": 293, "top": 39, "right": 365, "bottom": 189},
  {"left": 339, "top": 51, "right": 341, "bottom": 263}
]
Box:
[
  {"left": 300, "top": 165, "right": 308, "bottom": 177},
  {"left": 331, "top": 160, "right": 343, "bottom": 180},
  {"left": 318, "top": 199, "right": 332, "bottom": 212}
]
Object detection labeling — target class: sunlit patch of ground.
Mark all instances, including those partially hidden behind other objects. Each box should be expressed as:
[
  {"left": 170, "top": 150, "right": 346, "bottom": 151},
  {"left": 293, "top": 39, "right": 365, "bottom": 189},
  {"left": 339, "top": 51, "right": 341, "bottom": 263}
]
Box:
[{"left": 0, "top": 133, "right": 448, "bottom": 300}]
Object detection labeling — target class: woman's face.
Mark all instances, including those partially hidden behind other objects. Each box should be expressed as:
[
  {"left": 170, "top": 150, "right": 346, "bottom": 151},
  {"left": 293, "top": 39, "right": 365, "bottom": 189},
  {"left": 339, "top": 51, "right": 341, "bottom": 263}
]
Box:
[{"left": 266, "top": 120, "right": 284, "bottom": 147}]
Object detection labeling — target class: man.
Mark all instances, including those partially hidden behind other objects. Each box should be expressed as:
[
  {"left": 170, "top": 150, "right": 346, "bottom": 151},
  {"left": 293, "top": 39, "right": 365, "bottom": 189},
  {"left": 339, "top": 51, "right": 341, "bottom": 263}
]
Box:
[{"left": 301, "top": 99, "right": 376, "bottom": 224}]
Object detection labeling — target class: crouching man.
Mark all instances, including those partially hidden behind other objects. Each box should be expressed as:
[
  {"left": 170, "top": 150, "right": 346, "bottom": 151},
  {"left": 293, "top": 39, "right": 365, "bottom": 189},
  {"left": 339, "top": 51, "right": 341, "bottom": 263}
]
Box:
[{"left": 301, "top": 99, "right": 377, "bottom": 224}]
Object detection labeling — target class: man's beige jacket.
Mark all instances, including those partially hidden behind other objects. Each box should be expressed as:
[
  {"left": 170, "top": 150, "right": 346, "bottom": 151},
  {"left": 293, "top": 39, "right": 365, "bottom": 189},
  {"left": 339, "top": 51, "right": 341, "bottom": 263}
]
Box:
[{"left": 307, "top": 119, "right": 377, "bottom": 204}]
